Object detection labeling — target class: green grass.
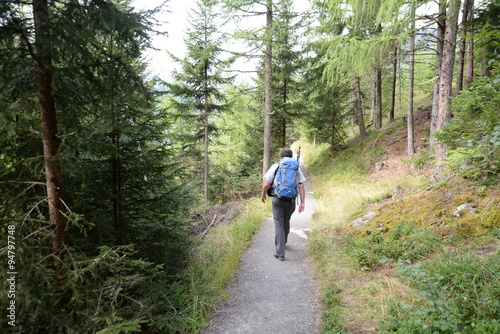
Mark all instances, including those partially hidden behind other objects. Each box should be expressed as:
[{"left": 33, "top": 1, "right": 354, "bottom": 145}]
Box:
[
  {"left": 300, "top": 126, "right": 500, "bottom": 333},
  {"left": 185, "top": 198, "right": 270, "bottom": 332}
]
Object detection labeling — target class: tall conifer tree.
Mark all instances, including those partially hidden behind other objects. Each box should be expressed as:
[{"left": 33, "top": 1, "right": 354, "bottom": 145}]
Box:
[{"left": 169, "top": 0, "right": 234, "bottom": 205}]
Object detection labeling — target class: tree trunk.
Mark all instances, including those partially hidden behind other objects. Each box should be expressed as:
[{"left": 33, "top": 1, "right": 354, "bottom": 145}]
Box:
[
  {"left": 354, "top": 76, "right": 367, "bottom": 139},
  {"left": 435, "top": 0, "right": 462, "bottom": 160},
  {"left": 370, "top": 72, "right": 376, "bottom": 127},
  {"left": 390, "top": 46, "right": 397, "bottom": 122},
  {"left": 375, "top": 67, "right": 382, "bottom": 129},
  {"left": 204, "top": 66, "right": 210, "bottom": 206},
  {"left": 263, "top": 0, "right": 272, "bottom": 174},
  {"left": 33, "top": 0, "right": 70, "bottom": 306},
  {"left": 455, "top": 0, "right": 472, "bottom": 95},
  {"left": 465, "top": 0, "right": 475, "bottom": 89},
  {"left": 282, "top": 76, "right": 287, "bottom": 147},
  {"left": 111, "top": 127, "right": 121, "bottom": 239},
  {"left": 408, "top": 0, "right": 416, "bottom": 156},
  {"left": 430, "top": 0, "right": 447, "bottom": 149}
]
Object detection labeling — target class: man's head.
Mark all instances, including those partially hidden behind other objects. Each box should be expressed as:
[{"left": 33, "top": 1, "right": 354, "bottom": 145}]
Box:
[{"left": 279, "top": 147, "right": 293, "bottom": 159}]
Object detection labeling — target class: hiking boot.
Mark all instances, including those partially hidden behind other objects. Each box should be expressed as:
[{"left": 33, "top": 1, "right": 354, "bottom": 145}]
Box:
[{"left": 274, "top": 252, "right": 285, "bottom": 261}]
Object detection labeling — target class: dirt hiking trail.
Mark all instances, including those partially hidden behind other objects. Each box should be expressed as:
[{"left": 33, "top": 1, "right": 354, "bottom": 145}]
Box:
[{"left": 201, "top": 173, "right": 322, "bottom": 333}]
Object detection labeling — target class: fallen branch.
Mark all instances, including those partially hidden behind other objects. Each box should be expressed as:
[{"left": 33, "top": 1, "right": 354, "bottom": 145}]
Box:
[{"left": 200, "top": 214, "right": 218, "bottom": 240}]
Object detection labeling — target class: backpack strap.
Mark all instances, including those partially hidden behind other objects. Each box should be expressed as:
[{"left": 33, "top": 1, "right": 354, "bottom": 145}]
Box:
[{"left": 267, "top": 163, "right": 279, "bottom": 197}]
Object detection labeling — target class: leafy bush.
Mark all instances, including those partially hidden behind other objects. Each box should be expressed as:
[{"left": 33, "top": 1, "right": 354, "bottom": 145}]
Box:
[{"left": 380, "top": 250, "right": 500, "bottom": 333}]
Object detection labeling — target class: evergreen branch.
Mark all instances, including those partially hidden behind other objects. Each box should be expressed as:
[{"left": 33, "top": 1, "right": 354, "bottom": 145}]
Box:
[
  {"left": 0, "top": 180, "right": 46, "bottom": 186},
  {"left": 57, "top": 58, "right": 121, "bottom": 71},
  {"left": 1, "top": 218, "right": 48, "bottom": 224}
]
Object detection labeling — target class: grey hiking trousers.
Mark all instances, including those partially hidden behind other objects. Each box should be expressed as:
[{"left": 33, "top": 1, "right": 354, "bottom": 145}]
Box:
[{"left": 272, "top": 196, "right": 296, "bottom": 257}]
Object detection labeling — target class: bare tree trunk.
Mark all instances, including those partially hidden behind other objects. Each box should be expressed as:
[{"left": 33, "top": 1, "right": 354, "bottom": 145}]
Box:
[
  {"left": 33, "top": 0, "right": 70, "bottom": 306},
  {"left": 282, "top": 76, "right": 287, "bottom": 147},
  {"left": 354, "top": 76, "right": 367, "bottom": 139},
  {"left": 408, "top": 0, "right": 416, "bottom": 156},
  {"left": 455, "top": 0, "right": 472, "bottom": 95},
  {"left": 263, "top": 0, "right": 273, "bottom": 174},
  {"left": 375, "top": 68, "right": 382, "bottom": 129},
  {"left": 204, "top": 67, "right": 210, "bottom": 206},
  {"left": 111, "top": 127, "right": 121, "bottom": 238},
  {"left": 465, "top": 0, "right": 475, "bottom": 89},
  {"left": 370, "top": 72, "right": 376, "bottom": 126},
  {"left": 435, "top": 0, "right": 462, "bottom": 160},
  {"left": 430, "top": 0, "right": 447, "bottom": 149},
  {"left": 390, "top": 46, "right": 397, "bottom": 122}
]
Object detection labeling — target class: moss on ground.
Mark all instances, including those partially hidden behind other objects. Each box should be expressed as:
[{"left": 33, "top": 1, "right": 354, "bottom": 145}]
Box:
[{"left": 344, "top": 178, "right": 500, "bottom": 239}]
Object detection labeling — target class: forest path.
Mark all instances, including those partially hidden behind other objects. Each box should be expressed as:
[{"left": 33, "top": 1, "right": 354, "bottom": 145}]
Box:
[{"left": 201, "top": 172, "right": 322, "bottom": 333}]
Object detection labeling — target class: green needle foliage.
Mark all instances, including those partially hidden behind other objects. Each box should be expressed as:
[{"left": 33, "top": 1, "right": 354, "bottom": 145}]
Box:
[{"left": 1, "top": 1, "right": 191, "bottom": 331}]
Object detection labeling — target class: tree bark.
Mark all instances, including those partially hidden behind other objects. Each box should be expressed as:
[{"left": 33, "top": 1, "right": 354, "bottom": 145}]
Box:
[
  {"left": 263, "top": 0, "right": 272, "bottom": 174},
  {"left": 375, "top": 68, "right": 382, "bottom": 129},
  {"left": 464, "top": 0, "right": 475, "bottom": 89},
  {"left": 407, "top": 0, "right": 416, "bottom": 156},
  {"left": 33, "top": 0, "right": 70, "bottom": 305},
  {"left": 370, "top": 72, "right": 376, "bottom": 126},
  {"left": 111, "top": 127, "right": 121, "bottom": 238},
  {"left": 435, "top": 0, "right": 462, "bottom": 160},
  {"left": 354, "top": 76, "right": 367, "bottom": 139},
  {"left": 204, "top": 65, "right": 210, "bottom": 206},
  {"left": 430, "top": 0, "right": 447, "bottom": 149},
  {"left": 282, "top": 75, "right": 287, "bottom": 147},
  {"left": 390, "top": 46, "right": 397, "bottom": 122},
  {"left": 455, "top": 0, "right": 472, "bottom": 95}
]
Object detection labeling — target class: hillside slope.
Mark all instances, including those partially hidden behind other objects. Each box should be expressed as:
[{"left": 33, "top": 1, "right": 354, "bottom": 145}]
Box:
[{"left": 302, "top": 108, "right": 500, "bottom": 333}]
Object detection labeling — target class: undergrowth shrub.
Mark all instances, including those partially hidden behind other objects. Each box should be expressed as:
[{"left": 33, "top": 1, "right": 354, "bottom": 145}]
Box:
[
  {"left": 380, "top": 249, "right": 500, "bottom": 333},
  {"left": 347, "top": 222, "right": 441, "bottom": 270}
]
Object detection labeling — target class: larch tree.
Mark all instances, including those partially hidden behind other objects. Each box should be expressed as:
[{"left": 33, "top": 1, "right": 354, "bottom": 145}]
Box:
[{"left": 318, "top": 0, "right": 409, "bottom": 138}]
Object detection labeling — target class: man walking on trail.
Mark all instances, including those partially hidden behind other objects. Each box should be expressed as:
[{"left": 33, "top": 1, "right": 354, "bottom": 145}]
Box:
[{"left": 261, "top": 147, "right": 306, "bottom": 261}]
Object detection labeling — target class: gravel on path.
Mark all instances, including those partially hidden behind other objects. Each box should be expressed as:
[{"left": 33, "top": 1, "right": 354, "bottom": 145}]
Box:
[{"left": 201, "top": 176, "right": 322, "bottom": 334}]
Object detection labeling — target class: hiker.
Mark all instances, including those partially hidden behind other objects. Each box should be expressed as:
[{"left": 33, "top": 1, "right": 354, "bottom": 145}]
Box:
[{"left": 261, "top": 147, "right": 306, "bottom": 261}]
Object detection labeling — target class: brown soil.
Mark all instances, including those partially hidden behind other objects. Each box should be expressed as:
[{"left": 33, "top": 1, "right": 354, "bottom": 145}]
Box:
[{"left": 367, "top": 107, "right": 433, "bottom": 191}]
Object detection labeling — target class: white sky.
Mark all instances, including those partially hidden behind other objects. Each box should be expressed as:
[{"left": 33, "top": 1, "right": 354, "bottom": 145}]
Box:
[
  {"left": 131, "top": 0, "right": 311, "bottom": 82},
  {"left": 131, "top": 0, "right": 194, "bottom": 81}
]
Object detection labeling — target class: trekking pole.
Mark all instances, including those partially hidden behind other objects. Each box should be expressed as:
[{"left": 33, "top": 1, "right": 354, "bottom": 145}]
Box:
[{"left": 297, "top": 146, "right": 301, "bottom": 207}]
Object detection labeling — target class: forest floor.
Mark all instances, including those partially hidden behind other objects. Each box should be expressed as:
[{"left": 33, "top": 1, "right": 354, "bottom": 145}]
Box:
[{"left": 200, "top": 171, "right": 323, "bottom": 334}]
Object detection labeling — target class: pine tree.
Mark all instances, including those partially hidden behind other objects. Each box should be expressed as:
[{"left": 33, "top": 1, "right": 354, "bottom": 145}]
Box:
[
  {"left": 1, "top": 0, "right": 191, "bottom": 329},
  {"left": 169, "top": 0, "right": 234, "bottom": 206}
]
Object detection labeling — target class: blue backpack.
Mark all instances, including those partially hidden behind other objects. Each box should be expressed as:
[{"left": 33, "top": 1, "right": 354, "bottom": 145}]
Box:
[{"left": 274, "top": 157, "right": 299, "bottom": 200}]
